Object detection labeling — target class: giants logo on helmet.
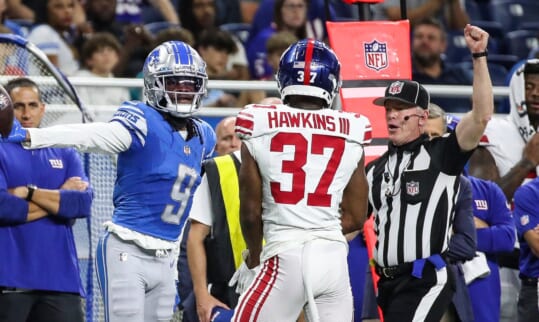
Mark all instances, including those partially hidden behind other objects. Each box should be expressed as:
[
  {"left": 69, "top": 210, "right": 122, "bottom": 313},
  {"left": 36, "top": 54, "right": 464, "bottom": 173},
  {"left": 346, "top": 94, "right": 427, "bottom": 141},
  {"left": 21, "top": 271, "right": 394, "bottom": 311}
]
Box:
[{"left": 364, "top": 40, "right": 388, "bottom": 71}]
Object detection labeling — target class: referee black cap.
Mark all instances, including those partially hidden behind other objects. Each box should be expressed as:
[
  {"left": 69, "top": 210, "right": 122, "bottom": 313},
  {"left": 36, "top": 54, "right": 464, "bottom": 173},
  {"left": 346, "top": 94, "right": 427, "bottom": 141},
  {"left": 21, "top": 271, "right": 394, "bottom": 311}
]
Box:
[{"left": 373, "top": 80, "right": 430, "bottom": 110}]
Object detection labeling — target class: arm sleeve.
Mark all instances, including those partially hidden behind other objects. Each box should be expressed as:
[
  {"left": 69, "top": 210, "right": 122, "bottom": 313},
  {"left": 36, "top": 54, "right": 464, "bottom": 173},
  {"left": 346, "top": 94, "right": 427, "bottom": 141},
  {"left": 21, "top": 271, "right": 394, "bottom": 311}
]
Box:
[
  {"left": 26, "top": 122, "right": 132, "bottom": 154},
  {"left": 56, "top": 149, "right": 93, "bottom": 219},
  {"left": 476, "top": 182, "right": 516, "bottom": 253},
  {"left": 57, "top": 188, "right": 93, "bottom": 219},
  {"left": 446, "top": 177, "right": 477, "bottom": 261},
  {"left": 0, "top": 191, "right": 29, "bottom": 225}
]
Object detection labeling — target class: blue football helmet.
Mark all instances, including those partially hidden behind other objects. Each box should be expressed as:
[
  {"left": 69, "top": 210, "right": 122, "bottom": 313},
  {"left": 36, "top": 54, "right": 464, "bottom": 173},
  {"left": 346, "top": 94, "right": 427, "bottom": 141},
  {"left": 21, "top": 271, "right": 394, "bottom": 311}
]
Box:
[
  {"left": 143, "top": 41, "right": 208, "bottom": 117},
  {"left": 276, "top": 39, "right": 342, "bottom": 107}
]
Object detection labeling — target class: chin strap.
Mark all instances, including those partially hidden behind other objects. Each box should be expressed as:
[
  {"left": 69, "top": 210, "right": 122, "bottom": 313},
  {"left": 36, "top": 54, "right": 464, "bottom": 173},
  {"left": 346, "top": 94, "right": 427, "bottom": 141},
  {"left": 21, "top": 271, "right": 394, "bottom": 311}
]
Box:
[{"left": 160, "top": 112, "right": 203, "bottom": 145}]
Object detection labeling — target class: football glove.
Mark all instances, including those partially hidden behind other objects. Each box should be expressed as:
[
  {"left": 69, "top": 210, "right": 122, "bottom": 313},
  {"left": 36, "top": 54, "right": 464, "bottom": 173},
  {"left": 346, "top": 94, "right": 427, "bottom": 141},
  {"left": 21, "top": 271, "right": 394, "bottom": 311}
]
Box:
[{"left": 228, "top": 249, "right": 260, "bottom": 295}]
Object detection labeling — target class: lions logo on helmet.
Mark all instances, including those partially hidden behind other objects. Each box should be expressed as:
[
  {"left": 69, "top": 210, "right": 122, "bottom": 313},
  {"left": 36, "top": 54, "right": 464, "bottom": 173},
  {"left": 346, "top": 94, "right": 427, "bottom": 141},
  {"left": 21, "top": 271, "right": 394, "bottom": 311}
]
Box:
[
  {"left": 143, "top": 41, "right": 208, "bottom": 117},
  {"left": 277, "top": 39, "right": 342, "bottom": 108}
]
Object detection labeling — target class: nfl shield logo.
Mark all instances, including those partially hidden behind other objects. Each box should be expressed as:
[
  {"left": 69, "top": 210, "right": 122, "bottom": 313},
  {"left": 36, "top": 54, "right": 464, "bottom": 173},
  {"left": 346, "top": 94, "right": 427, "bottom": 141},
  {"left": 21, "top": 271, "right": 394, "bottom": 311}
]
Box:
[
  {"left": 389, "top": 81, "right": 404, "bottom": 95},
  {"left": 364, "top": 40, "right": 388, "bottom": 71},
  {"left": 184, "top": 145, "right": 191, "bottom": 155},
  {"left": 520, "top": 214, "right": 529, "bottom": 226},
  {"left": 406, "top": 181, "right": 419, "bottom": 196}
]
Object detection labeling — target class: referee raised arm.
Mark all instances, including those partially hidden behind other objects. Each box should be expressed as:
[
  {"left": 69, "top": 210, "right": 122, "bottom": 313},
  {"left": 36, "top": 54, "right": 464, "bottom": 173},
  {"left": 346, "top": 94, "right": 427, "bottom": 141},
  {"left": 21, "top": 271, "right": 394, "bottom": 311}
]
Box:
[{"left": 365, "top": 24, "right": 493, "bottom": 322}]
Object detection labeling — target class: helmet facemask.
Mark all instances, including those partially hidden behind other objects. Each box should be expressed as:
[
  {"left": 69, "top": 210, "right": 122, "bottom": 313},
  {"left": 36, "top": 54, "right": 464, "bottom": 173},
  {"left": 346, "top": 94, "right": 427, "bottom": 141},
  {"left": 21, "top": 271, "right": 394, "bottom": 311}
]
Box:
[{"left": 146, "top": 74, "right": 207, "bottom": 117}]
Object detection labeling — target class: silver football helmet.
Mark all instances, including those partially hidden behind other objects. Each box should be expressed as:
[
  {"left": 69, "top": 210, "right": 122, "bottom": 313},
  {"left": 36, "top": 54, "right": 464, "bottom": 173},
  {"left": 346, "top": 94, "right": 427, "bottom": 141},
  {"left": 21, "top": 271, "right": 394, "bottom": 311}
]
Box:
[{"left": 143, "top": 41, "right": 208, "bottom": 117}]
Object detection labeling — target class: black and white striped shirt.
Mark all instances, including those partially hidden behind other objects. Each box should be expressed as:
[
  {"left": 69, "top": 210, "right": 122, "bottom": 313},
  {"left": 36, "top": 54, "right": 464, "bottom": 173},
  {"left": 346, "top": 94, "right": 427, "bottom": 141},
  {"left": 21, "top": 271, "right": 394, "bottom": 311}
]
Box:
[{"left": 366, "top": 133, "right": 472, "bottom": 267}]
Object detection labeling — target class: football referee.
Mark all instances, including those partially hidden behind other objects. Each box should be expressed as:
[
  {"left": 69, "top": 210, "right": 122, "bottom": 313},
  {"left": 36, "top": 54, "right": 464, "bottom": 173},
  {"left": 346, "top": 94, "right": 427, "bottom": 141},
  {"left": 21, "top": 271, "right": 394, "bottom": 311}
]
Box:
[{"left": 366, "top": 24, "right": 493, "bottom": 322}]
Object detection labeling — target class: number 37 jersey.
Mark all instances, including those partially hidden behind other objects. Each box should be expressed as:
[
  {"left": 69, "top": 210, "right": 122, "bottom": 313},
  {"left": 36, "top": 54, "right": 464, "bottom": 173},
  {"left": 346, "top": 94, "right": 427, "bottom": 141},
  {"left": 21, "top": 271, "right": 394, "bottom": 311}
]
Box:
[{"left": 236, "top": 104, "right": 371, "bottom": 239}]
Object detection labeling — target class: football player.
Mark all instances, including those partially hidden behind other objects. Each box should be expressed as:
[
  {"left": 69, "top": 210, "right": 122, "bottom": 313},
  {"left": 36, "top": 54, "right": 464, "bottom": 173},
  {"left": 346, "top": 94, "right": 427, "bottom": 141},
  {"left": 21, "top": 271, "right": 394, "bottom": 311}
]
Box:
[
  {"left": 232, "top": 39, "right": 371, "bottom": 321},
  {"left": 2, "top": 41, "right": 216, "bottom": 322}
]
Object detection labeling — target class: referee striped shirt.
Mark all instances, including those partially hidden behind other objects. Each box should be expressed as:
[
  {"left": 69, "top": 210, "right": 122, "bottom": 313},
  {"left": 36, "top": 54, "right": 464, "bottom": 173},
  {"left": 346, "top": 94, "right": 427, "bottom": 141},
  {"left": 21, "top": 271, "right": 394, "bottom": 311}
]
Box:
[{"left": 366, "top": 133, "right": 472, "bottom": 267}]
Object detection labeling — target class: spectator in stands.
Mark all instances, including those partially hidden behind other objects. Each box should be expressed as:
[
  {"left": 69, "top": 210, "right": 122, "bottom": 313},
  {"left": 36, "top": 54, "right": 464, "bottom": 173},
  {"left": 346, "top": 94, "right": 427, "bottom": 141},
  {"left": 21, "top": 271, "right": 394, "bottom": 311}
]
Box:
[
  {"left": 466, "top": 59, "right": 539, "bottom": 322},
  {"left": 179, "top": 0, "right": 217, "bottom": 41},
  {"left": 214, "top": 0, "right": 243, "bottom": 25},
  {"left": 246, "top": 0, "right": 320, "bottom": 80},
  {"left": 74, "top": 32, "right": 130, "bottom": 120},
  {"left": 178, "top": 0, "right": 253, "bottom": 101},
  {"left": 154, "top": 26, "right": 195, "bottom": 47},
  {"left": 178, "top": 0, "right": 249, "bottom": 81},
  {"left": 81, "top": 0, "right": 123, "bottom": 41},
  {"left": 114, "top": 23, "right": 154, "bottom": 78},
  {"left": 1, "top": 0, "right": 25, "bottom": 36},
  {"left": 263, "top": 31, "right": 298, "bottom": 97},
  {"left": 241, "top": 0, "right": 259, "bottom": 24},
  {"left": 6, "top": 0, "right": 86, "bottom": 26},
  {"left": 0, "top": 78, "right": 92, "bottom": 322},
  {"left": 196, "top": 29, "right": 239, "bottom": 107},
  {"left": 27, "top": 0, "right": 80, "bottom": 76},
  {"left": 115, "top": 0, "right": 179, "bottom": 25},
  {"left": 248, "top": 0, "right": 333, "bottom": 46},
  {"left": 371, "top": 0, "right": 469, "bottom": 30},
  {"left": 265, "top": 31, "right": 297, "bottom": 73},
  {"left": 411, "top": 17, "right": 473, "bottom": 112}
]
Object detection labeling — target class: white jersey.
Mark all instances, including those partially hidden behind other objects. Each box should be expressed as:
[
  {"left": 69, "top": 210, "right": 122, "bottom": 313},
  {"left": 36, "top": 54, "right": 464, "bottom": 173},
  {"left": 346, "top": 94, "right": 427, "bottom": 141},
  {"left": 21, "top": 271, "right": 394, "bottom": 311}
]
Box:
[
  {"left": 236, "top": 104, "right": 371, "bottom": 261},
  {"left": 484, "top": 116, "right": 538, "bottom": 178}
]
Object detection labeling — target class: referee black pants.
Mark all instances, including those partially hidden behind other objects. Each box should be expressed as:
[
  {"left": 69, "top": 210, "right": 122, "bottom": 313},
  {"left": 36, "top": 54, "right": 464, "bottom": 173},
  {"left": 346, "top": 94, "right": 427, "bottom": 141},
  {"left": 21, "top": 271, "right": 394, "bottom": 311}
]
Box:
[{"left": 377, "top": 262, "right": 455, "bottom": 322}]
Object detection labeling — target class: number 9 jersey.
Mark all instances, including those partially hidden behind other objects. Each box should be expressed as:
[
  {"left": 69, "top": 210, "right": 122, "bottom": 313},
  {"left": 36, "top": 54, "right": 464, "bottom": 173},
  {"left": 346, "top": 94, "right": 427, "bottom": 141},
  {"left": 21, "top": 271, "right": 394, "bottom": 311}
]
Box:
[{"left": 236, "top": 104, "right": 371, "bottom": 258}]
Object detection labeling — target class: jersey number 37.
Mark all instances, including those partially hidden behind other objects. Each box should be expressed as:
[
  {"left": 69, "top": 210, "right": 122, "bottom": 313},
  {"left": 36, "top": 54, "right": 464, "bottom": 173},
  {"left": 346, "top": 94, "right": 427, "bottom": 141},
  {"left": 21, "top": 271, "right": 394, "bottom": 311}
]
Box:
[{"left": 270, "top": 132, "right": 344, "bottom": 207}]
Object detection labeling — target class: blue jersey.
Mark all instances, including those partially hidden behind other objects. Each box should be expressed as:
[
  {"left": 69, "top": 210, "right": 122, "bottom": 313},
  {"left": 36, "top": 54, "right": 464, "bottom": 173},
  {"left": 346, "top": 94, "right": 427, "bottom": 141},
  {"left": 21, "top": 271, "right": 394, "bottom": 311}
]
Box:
[
  {"left": 513, "top": 178, "right": 539, "bottom": 278},
  {"left": 467, "top": 176, "right": 515, "bottom": 322},
  {"left": 0, "top": 143, "right": 91, "bottom": 295},
  {"left": 110, "top": 102, "right": 216, "bottom": 241}
]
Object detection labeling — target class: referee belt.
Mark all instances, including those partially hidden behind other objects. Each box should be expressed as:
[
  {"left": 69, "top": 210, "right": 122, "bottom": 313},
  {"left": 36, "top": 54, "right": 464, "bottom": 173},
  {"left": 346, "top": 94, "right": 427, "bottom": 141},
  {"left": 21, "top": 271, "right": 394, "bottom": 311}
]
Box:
[
  {"left": 375, "top": 254, "right": 446, "bottom": 279},
  {"left": 375, "top": 263, "right": 413, "bottom": 279}
]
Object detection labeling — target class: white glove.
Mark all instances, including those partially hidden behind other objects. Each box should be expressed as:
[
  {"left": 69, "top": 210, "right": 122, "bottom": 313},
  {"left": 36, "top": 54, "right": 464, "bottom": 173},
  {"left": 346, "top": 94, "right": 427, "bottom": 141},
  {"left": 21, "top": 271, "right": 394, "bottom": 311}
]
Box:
[{"left": 228, "top": 250, "right": 260, "bottom": 295}]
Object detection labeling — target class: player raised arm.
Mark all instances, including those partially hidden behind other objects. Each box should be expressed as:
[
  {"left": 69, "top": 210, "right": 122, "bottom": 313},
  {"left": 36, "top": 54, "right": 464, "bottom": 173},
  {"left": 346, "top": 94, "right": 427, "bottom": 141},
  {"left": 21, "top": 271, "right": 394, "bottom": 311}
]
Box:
[{"left": 455, "top": 24, "right": 494, "bottom": 151}]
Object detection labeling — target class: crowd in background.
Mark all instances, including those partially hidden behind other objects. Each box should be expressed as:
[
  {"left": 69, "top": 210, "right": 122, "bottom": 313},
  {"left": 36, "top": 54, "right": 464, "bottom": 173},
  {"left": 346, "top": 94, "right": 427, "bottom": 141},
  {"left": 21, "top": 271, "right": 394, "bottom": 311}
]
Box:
[
  {"left": 2, "top": 1, "right": 539, "bottom": 322},
  {"left": 0, "top": 0, "right": 537, "bottom": 113}
]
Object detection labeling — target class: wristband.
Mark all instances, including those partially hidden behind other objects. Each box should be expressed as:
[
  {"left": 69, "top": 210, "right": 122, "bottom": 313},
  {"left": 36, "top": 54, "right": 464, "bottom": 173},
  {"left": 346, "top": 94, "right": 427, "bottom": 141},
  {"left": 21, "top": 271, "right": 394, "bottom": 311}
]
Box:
[
  {"left": 472, "top": 51, "right": 488, "bottom": 59},
  {"left": 26, "top": 184, "right": 37, "bottom": 201}
]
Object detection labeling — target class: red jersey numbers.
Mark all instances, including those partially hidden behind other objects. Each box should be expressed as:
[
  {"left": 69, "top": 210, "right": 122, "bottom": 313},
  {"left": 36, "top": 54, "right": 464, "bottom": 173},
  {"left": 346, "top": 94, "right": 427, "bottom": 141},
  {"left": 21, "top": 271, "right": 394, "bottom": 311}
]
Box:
[{"left": 269, "top": 132, "right": 345, "bottom": 207}]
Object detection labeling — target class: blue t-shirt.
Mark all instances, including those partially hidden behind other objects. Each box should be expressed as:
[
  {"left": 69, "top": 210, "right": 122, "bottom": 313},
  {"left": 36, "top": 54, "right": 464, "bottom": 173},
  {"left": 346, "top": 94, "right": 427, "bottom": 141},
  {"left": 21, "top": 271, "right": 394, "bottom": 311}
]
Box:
[
  {"left": 467, "top": 176, "right": 515, "bottom": 322},
  {"left": 0, "top": 143, "right": 91, "bottom": 294},
  {"left": 513, "top": 177, "right": 539, "bottom": 278}
]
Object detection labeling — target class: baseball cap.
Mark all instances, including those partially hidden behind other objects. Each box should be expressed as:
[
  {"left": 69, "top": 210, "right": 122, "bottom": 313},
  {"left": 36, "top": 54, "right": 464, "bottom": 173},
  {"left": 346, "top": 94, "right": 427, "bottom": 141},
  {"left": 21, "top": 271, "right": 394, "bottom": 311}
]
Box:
[
  {"left": 373, "top": 80, "right": 430, "bottom": 110},
  {"left": 210, "top": 307, "right": 234, "bottom": 322}
]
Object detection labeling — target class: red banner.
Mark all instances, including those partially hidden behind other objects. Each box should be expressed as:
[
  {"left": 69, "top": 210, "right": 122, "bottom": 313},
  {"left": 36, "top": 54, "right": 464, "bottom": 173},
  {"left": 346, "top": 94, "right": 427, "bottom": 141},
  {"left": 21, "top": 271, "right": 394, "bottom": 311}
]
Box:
[{"left": 327, "top": 20, "right": 411, "bottom": 157}]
